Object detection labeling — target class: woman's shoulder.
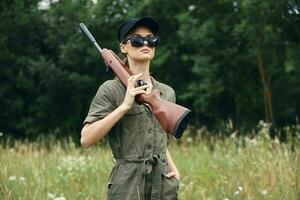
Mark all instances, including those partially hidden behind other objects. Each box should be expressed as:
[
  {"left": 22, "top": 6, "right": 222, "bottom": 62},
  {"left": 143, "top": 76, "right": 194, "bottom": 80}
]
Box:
[
  {"left": 99, "top": 79, "right": 124, "bottom": 91},
  {"left": 152, "top": 77, "right": 175, "bottom": 93},
  {"left": 96, "top": 79, "right": 125, "bottom": 105},
  {"left": 100, "top": 78, "right": 123, "bottom": 89},
  {"left": 151, "top": 77, "right": 176, "bottom": 102}
]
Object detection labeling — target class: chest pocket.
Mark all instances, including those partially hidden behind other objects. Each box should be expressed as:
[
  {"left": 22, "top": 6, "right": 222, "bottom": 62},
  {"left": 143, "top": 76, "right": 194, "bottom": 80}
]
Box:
[{"left": 121, "top": 104, "right": 145, "bottom": 134}]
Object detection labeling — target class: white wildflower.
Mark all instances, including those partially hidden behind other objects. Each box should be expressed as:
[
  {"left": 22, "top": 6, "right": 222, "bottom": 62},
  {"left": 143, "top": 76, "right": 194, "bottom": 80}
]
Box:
[
  {"left": 238, "top": 186, "right": 243, "bottom": 191},
  {"left": 48, "top": 192, "right": 55, "bottom": 199},
  {"left": 261, "top": 190, "right": 268, "bottom": 195},
  {"left": 249, "top": 138, "right": 258, "bottom": 145},
  {"left": 8, "top": 176, "right": 17, "bottom": 181},
  {"left": 19, "top": 176, "right": 26, "bottom": 181},
  {"left": 186, "top": 137, "right": 193, "bottom": 143},
  {"left": 54, "top": 196, "right": 66, "bottom": 200},
  {"left": 230, "top": 132, "right": 237, "bottom": 138},
  {"left": 274, "top": 137, "right": 280, "bottom": 144},
  {"left": 234, "top": 190, "right": 240, "bottom": 195}
]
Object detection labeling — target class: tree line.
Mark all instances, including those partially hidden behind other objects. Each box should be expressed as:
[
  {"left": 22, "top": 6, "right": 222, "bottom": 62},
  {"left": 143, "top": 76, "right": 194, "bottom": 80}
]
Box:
[{"left": 0, "top": 0, "right": 299, "bottom": 140}]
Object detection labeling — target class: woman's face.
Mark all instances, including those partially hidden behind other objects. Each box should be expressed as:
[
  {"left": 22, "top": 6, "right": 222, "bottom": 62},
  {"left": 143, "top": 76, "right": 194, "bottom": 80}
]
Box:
[{"left": 120, "top": 26, "right": 156, "bottom": 62}]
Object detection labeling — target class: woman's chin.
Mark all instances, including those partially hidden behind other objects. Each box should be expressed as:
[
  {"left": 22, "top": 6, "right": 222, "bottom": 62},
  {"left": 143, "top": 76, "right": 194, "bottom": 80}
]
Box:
[{"left": 139, "top": 54, "right": 154, "bottom": 61}]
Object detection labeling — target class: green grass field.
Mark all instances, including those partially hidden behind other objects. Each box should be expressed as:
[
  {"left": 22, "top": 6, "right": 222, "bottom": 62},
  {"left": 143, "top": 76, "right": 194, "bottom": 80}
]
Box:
[{"left": 1, "top": 126, "right": 299, "bottom": 200}]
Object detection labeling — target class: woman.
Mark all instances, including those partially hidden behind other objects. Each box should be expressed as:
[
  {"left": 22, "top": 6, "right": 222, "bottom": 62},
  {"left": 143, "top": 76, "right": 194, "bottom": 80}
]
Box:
[{"left": 81, "top": 16, "right": 180, "bottom": 200}]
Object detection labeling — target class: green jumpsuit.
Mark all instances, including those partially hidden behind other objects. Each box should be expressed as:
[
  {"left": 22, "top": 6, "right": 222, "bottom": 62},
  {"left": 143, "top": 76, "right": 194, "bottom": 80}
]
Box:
[{"left": 84, "top": 77, "right": 179, "bottom": 200}]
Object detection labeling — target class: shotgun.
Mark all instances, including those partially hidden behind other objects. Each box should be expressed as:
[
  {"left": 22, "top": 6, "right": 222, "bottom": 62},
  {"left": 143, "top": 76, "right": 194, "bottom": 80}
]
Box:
[{"left": 79, "top": 23, "right": 191, "bottom": 139}]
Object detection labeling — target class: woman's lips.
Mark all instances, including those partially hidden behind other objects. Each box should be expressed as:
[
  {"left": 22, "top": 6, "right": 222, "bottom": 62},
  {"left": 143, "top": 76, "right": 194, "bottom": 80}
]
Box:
[{"left": 141, "top": 48, "right": 150, "bottom": 53}]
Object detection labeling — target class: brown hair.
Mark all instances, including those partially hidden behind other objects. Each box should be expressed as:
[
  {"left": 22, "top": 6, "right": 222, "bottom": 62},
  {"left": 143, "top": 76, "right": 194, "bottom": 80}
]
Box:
[{"left": 122, "top": 53, "right": 129, "bottom": 66}]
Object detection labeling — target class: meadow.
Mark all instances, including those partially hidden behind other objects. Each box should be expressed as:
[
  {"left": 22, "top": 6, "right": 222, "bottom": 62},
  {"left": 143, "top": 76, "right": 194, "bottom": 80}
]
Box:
[{"left": 1, "top": 123, "right": 299, "bottom": 200}]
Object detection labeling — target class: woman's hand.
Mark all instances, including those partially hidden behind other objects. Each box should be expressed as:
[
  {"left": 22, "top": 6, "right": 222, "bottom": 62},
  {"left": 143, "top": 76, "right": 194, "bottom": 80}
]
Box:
[
  {"left": 166, "top": 169, "right": 180, "bottom": 181},
  {"left": 166, "top": 148, "right": 180, "bottom": 181},
  {"left": 121, "top": 73, "right": 149, "bottom": 111}
]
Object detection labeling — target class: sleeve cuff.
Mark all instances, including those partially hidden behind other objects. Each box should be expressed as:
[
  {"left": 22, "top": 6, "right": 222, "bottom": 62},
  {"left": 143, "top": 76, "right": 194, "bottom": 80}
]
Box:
[{"left": 83, "top": 113, "right": 110, "bottom": 125}]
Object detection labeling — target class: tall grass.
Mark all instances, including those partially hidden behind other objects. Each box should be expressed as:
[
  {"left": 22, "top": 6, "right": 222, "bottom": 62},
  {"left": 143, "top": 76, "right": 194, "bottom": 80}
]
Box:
[{"left": 0, "top": 123, "right": 299, "bottom": 200}]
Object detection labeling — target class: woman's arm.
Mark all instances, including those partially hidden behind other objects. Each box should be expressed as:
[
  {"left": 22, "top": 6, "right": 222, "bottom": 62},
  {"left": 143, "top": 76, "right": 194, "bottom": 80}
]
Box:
[
  {"left": 166, "top": 148, "right": 180, "bottom": 181},
  {"left": 81, "top": 104, "right": 128, "bottom": 148},
  {"left": 81, "top": 73, "right": 149, "bottom": 148}
]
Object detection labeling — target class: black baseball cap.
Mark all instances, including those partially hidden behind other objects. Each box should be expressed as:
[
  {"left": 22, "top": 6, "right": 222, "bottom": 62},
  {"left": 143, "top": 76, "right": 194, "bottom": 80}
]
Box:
[{"left": 117, "top": 16, "right": 160, "bottom": 42}]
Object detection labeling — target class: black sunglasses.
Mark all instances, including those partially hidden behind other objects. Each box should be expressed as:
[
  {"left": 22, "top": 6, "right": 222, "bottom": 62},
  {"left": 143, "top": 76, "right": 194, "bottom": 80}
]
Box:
[{"left": 123, "top": 35, "right": 160, "bottom": 48}]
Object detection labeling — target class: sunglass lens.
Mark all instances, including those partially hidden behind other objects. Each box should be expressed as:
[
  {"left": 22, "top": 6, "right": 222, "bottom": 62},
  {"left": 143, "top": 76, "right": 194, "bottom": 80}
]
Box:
[
  {"left": 130, "top": 37, "right": 144, "bottom": 47},
  {"left": 147, "top": 36, "right": 159, "bottom": 48}
]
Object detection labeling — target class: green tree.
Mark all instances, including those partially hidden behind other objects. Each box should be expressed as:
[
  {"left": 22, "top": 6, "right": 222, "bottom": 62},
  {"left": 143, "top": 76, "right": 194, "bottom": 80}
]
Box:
[
  {"left": 176, "top": 0, "right": 300, "bottom": 131},
  {"left": 0, "top": 0, "right": 299, "bottom": 140}
]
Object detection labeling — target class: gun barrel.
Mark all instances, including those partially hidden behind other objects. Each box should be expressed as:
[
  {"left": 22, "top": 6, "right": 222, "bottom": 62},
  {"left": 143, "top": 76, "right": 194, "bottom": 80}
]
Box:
[{"left": 79, "top": 23, "right": 103, "bottom": 53}]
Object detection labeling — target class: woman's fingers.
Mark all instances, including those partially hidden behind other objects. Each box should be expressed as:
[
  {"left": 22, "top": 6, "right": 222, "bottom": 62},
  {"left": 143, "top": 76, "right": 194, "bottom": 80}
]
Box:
[
  {"left": 166, "top": 171, "right": 176, "bottom": 178},
  {"left": 131, "top": 90, "right": 147, "bottom": 96},
  {"left": 127, "top": 73, "right": 143, "bottom": 88},
  {"left": 123, "top": 73, "right": 150, "bottom": 109},
  {"left": 129, "top": 86, "right": 149, "bottom": 96},
  {"left": 131, "top": 84, "right": 149, "bottom": 91},
  {"left": 166, "top": 171, "right": 180, "bottom": 181}
]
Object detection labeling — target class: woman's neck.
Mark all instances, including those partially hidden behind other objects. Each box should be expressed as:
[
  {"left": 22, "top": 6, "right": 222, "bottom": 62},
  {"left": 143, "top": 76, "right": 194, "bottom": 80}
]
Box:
[{"left": 128, "top": 59, "right": 151, "bottom": 82}]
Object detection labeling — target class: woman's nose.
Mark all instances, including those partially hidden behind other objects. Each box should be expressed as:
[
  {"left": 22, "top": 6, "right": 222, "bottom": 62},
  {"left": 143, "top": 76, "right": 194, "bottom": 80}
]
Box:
[{"left": 143, "top": 40, "right": 148, "bottom": 46}]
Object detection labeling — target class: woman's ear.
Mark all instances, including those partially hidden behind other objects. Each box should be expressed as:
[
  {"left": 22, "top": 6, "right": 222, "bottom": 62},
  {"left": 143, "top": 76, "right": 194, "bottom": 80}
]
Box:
[{"left": 120, "top": 44, "right": 127, "bottom": 54}]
